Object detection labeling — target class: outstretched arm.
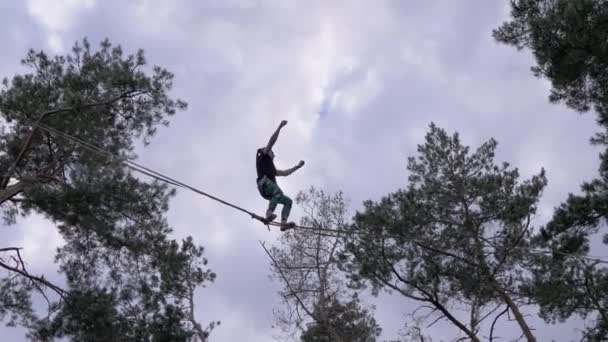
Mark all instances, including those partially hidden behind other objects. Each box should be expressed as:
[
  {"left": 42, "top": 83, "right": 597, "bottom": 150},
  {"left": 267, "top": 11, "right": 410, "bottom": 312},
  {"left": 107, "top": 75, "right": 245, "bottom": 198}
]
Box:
[
  {"left": 276, "top": 160, "right": 305, "bottom": 176},
  {"left": 262, "top": 120, "right": 288, "bottom": 154}
]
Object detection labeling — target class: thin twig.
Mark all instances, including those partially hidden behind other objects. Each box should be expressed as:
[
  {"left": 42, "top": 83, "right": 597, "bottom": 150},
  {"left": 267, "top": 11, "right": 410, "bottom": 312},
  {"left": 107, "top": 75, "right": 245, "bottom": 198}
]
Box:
[
  {"left": 259, "top": 241, "right": 319, "bottom": 323},
  {"left": 0, "top": 247, "right": 24, "bottom": 253},
  {"left": 490, "top": 306, "right": 509, "bottom": 342},
  {"left": 426, "top": 314, "right": 446, "bottom": 328},
  {"left": 0, "top": 258, "right": 65, "bottom": 298}
]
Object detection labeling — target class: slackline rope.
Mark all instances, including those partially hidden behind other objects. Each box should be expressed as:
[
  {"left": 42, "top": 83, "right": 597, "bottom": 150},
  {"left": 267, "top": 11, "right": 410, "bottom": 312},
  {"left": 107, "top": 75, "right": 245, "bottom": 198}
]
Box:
[{"left": 19, "top": 120, "right": 608, "bottom": 265}]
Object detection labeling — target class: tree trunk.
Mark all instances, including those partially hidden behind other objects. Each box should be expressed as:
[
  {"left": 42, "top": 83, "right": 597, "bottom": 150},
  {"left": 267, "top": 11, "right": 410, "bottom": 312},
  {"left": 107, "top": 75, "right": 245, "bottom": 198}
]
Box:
[
  {"left": 475, "top": 241, "right": 537, "bottom": 341},
  {"left": 0, "top": 181, "right": 27, "bottom": 205},
  {"left": 192, "top": 322, "right": 207, "bottom": 342},
  {"left": 187, "top": 283, "right": 208, "bottom": 342},
  {"left": 494, "top": 285, "right": 537, "bottom": 342},
  {"left": 471, "top": 227, "right": 536, "bottom": 342},
  {"left": 314, "top": 229, "right": 344, "bottom": 342},
  {"left": 430, "top": 298, "right": 481, "bottom": 342},
  {"left": 0, "top": 163, "right": 60, "bottom": 206},
  {"left": 317, "top": 279, "right": 343, "bottom": 342},
  {"left": 470, "top": 298, "right": 479, "bottom": 334}
]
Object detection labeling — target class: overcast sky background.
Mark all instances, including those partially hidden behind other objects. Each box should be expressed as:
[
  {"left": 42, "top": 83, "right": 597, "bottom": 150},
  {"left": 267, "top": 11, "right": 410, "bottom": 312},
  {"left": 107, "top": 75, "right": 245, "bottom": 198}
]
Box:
[{"left": 0, "top": 0, "right": 604, "bottom": 341}]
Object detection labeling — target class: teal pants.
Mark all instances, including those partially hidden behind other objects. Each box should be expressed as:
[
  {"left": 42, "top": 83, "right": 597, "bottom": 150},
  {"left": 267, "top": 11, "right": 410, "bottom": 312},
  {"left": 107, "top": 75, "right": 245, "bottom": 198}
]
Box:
[{"left": 257, "top": 176, "right": 292, "bottom": 221}]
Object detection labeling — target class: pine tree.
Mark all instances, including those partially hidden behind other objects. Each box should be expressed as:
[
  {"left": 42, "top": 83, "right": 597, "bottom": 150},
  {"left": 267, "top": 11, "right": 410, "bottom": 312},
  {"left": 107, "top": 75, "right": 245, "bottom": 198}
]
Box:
[
  {"left": 343, "top": 124, "right": 546, "bottom": 341},
  {"left": 0, "top": 38, "right": 217, "bottom": 340}
]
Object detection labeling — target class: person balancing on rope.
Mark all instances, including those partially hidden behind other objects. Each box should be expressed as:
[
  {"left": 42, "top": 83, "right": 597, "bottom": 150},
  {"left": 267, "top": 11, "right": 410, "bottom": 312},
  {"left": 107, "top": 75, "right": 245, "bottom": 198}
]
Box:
[{"left": 256, "top": 120, "right": 304, "bottom": 231}]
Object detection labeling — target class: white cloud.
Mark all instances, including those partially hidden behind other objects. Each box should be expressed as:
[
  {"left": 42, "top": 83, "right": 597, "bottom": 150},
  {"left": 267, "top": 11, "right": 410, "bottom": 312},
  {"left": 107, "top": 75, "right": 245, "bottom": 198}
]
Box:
[
  {"left": 15, "top": 215, "right": 64, "bottom": 273},
  {"left": 2, "top": 0, "right": 604, "bottom": 341},
  {"left": 47, "top": 32, "right": 63, "bottom": 52},
  {"left": 331, "top": 67, "right": 384, "bottom": 117},
  {"left": 26, "top": 0, "right": 95, "bottom": 52},
  {"left": 132, "top": 0, "right": 177, "bottom": 34}
]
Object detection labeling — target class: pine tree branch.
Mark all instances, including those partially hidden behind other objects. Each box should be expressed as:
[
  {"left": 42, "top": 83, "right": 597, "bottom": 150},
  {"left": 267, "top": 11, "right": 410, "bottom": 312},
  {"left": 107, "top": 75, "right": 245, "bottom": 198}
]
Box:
[
  {"left": 377, "top": 240, "right": 428, "bottom": 301},
  {"left": 0, "top": 90, "right": 140, "bottom": 189},
  {"left": 583, "top": 269, "right": 608, "bottom": 324},
  {"left": 379, "top": 238, "right": 481, "bottom": 342},
  {"left": 491, "top": 214, "right": 532, "bottom": 278},
  {"left": 408, "top": 238, "right": 479, "bottom": 268},
  {"left": 578, "top": 324, "right": 600, "bottom": 342}
]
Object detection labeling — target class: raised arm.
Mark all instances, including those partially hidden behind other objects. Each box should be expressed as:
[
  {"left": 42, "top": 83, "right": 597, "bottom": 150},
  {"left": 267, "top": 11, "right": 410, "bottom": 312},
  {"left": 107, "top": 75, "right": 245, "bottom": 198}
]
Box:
[
  {"left": 262, "top": 120, "right": 288, "bottom": 154},
  {"left": 276, "top": 160, "right": 305, "bottom": 177}
]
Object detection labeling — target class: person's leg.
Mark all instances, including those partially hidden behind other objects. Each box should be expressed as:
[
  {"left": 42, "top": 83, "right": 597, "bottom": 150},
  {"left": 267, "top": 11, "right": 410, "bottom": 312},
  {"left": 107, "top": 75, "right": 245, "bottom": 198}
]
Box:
[
  {"left": 273, "top": 194, "right": 293, "bottom": 230},
  {"left": 276, "top": 194, "right": 292, "bottom": 223},
  {"left": 266, "top": 181, "right": 294, "bottom": 230},
  {"left": 257, "top": 178, "right": 277, "bottom": 221},
  {"left": 267, "top": 183, "right": 285, "bottom": 217}
]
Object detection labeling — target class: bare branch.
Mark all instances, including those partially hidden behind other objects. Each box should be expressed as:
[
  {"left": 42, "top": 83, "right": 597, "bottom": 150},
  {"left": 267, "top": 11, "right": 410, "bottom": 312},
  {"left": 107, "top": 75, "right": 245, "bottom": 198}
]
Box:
[
  {"left": 0, "top": 247, "right": 24, "bottom": 253},
  {"left": 0, "top": 247, "right": 55, "bottom": 308},
  {"left": 477, "top": 303, "right": 504, "bottom": 327},
  {"left": 489, "top": 306, "right": 509, "bottom": 342},
  {"left": 0, "top": 257, "right": 65, "bottom": 298},
  {"left": 260, "top": 241, "right": 319, "bottom": 323},
  {"left": 377, "top": 238, "right": 480, "bottom": 341},
  {"left": 412, "top": 305, "right": 436, "bottom": 317},
  {"left": 426, "top": 314, "right": 446, "bottom": 328}
]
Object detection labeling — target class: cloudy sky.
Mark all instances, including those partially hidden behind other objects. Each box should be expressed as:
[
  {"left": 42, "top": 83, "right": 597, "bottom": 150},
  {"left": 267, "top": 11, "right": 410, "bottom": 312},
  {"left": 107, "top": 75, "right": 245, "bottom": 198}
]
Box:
[{"left": 0, "top": 0, "right": 603, "bottom": 341}]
